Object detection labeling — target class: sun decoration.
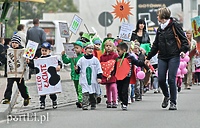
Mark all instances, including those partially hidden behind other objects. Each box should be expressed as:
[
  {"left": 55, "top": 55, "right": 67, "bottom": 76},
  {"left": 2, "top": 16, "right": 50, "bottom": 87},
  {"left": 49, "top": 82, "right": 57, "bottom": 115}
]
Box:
[{"left": 112, "top": 0, "right": 133, "bottom": 22}]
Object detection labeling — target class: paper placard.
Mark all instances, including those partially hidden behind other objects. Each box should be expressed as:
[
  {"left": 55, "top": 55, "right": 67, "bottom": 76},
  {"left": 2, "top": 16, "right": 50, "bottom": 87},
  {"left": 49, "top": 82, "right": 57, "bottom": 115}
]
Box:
[
  {"left": 69, "top": 14, "right": 82, "bottom": 34},
  {"left": 63, "top": 43, "right": 77, "bottom": 58},
  {"left": 23, "top": 40, "right": 38, "bottom": 59},
  {"left": 59, "top": 22, "right": 70, "bottom": 38},
  {"left": 7, "top": 49, "right": 25, "bottom": 78},
  {"left": 34, "top": 56, "right": 62, "bottom": 95},
  {"left": 118, "top": 22, "right": 134, "bottom": 41},
  {"left": 191, "top": 16, "right": 200, "bottom": 38}
]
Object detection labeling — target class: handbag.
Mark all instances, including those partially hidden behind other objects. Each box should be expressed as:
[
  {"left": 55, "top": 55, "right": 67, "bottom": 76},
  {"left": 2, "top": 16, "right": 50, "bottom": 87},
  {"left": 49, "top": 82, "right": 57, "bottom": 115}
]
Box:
[{"left": 172, "top": 25, "right": 181, "bottom": 49}]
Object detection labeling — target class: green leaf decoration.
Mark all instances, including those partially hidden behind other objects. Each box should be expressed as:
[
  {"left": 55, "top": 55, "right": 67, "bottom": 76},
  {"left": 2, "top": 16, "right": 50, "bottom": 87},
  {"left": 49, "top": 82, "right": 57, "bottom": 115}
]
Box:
[{"left": 86, "top": 67, "right": 92, "bottom": 85}]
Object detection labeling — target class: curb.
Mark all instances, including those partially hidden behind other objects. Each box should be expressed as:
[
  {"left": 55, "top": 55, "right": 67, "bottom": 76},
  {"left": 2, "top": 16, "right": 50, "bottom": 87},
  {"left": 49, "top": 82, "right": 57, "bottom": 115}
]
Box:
[{"left": 0, "top": 84, "right": 19, "bottom": 120}]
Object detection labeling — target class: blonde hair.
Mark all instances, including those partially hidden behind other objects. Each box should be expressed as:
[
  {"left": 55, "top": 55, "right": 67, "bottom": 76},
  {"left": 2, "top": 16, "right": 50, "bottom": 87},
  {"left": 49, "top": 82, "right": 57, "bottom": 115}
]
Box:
[
  {"left": 157, "top": 7, "right": 171, "bottom": 20},
  {"left": 104, "top": 39, "right": 116, "bottom": 52}
]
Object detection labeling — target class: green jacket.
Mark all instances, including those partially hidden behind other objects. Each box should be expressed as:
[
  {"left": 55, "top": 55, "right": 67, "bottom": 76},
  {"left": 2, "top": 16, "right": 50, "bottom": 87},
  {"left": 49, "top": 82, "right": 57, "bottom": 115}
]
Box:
[{"left": 62, "top": 53, "right": 84, "bottom": 80}]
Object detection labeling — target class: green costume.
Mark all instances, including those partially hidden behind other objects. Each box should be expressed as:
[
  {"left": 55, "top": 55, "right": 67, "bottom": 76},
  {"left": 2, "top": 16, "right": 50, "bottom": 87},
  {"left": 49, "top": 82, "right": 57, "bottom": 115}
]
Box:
[{"left": 62, "top": 52, "right": 84, "bottom": 102}]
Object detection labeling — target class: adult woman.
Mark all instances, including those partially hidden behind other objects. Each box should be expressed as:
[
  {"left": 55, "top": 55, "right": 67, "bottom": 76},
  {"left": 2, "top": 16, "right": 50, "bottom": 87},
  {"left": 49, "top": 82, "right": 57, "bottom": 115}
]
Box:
[
  {"left": 145, "top": 7, "right": 189, "bottom": 110},
  {"left": 131, "top": 19, "right": 150, "bottom": 44}
]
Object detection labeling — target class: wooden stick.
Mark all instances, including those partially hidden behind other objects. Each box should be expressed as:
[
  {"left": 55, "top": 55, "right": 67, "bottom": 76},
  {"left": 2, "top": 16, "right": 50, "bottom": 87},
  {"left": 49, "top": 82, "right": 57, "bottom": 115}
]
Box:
[
  {"left": 84, "top": 24, "right": 90, "bottom": 33},
  {"left": 19, "top": 63, "right": 26, "bottom": 84}
]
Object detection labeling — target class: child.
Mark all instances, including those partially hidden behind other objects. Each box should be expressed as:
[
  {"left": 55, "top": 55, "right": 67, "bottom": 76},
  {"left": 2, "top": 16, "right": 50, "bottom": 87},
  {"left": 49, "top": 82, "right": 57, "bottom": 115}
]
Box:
[
  {"left": 2, "top": 34, "right": 30, "bottom": 106},
  {"left": 75, "top": 42, "right": 103, "bottom": 110},
  {"left": 61, "top": 41, "right": 84, "bottom": 108},
  {"left": 27, "top": 42, "right": 62, "bottom": 109},
  {"left": 115, "top": 42, "right": 145, "bottom": 110},
  {"left": 100, "top": 38, "right": 118, "bottom": 108}
]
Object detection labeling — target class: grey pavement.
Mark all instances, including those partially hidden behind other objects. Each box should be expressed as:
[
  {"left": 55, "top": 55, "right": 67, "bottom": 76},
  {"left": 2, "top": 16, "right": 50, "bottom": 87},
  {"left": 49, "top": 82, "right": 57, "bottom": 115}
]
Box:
[{"left": 0, "top": 83, "right": 200, "bottom": 128}]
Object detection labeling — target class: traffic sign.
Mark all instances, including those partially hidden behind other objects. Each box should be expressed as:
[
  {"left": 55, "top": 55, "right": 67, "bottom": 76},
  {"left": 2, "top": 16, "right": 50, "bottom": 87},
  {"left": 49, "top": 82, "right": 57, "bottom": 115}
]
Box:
[{"left": 98, "top": 12, "right": 113, "bottom": 27}]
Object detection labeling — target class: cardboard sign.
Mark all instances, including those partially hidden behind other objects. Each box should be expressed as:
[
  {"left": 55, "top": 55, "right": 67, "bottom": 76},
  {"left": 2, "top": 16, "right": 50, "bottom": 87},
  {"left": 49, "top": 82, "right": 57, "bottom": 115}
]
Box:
[
  {"left": 7, "top": 49, "right": 25, "bottom": 78},
  {"left": 59, "top": 22, "right": 70, "bottom": 38},
  {"left": 69, "top": 14, "right": 82, "bottom": 34},
  {"left": 191, "top": 16, "right": 200, "bottom": 38},
  {"left": 34, "top": 56, "right": 62, "bottom": 95},
  {"left": 23, "top": 40, "right": 38, "bottom": 59},
  {"left": 118, "top": 22, "right": 134, "bottom": 41},
  {"left": 63, "top": 43, "right": 77, "bottom": 58}
]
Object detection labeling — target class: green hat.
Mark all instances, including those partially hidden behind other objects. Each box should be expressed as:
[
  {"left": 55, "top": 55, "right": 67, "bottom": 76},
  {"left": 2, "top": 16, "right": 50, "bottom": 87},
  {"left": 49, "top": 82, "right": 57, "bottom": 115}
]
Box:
[
  {"left": 101, "top": 37, "right": 115, "bottom": 53},
  {"left": 92, "top": 37, "right": 102, "bottom": 44},
  {"left": 84, "top": 41, "right": 94, "bottom": 49},
  {"left": 80, "top": 33, "right": 95, "bottom": 43},
  {"left": 140, "top": 43, "right": 151, "bottom": 54},
  {"left": 73, "top": 41, "right": 83, "bottom": 48}
]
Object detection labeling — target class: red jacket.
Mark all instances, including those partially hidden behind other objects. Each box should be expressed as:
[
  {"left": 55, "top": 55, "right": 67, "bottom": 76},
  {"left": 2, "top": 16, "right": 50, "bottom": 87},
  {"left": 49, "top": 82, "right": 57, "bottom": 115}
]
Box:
[{"left": 100, "top": 51, "right": 118, "bottom": 84}]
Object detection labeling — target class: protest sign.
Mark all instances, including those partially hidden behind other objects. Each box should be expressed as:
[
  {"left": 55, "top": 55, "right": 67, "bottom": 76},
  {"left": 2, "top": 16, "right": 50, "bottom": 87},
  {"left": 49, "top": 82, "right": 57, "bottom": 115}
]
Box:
[
  {"left": 59, "top": 22, "right": 70, "bottom": 38},
  {"left": 63, "top": 43, "right": 77, "bottom": 58},
  {"left": 69, "top": 14, "right": 82, "bottom": 34},
  {"left": 34, "top": 56, "right": 62, "bottom": 95},
  {"left": 118, "top": 22, "right": 134, "bottom": 41},
  {"left": 23, "top": 40, "right": 38, "bottom": 59}
]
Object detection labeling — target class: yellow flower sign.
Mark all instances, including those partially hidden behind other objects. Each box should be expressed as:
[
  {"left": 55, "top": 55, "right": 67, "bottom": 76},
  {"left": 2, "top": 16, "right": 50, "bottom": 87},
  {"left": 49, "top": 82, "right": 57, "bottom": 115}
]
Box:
[{"left": 112, "top": 0, "right": 133, "bottom": 22}]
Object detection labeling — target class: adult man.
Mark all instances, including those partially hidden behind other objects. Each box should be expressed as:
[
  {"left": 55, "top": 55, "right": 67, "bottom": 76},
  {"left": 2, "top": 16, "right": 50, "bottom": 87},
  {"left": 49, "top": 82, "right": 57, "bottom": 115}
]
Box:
[{"left": 26, "top": 18, "right": 46, "bottom": 58}]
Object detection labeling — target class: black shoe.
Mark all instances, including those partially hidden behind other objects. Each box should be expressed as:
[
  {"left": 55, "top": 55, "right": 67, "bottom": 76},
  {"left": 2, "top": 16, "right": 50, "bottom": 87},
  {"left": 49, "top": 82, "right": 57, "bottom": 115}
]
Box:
[
  {"left": 161, "top": 97, "right": 169, "bottom": 108},
  {"left": 97, "top": 97, "right": 101, "bottom": 104},
  {"left": 52, "top": 101, "right": 57, "bottom": 109},
  {"left": 169, "top": 102, "right": 177, "bottom": 110},
  {"left": 178, "top": 87, "right": 181, "bottom": 92},
  {"left": 76, "top": 102, "right": 82, "bottom": 108},
  {"left": 24, "top": 97, "right": 30, "bottom": 106},
  {"left": 107, "top": 103, "right": 112, "bottom": 108},
  {"left": 91, "top": 105, "right": 96, "bottom": 110},
  {"left": 40, "top": 102, "right": 45, "bottom": 109},
  {"left": 2, "top": 99, "right": 10, "bottom": 104}
]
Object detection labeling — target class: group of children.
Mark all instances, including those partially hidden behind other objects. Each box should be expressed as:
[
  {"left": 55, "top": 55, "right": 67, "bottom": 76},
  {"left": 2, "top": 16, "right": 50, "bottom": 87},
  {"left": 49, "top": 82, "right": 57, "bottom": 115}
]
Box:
[{"left": 2, "top": 32, "right": 156, "bottom": 111}]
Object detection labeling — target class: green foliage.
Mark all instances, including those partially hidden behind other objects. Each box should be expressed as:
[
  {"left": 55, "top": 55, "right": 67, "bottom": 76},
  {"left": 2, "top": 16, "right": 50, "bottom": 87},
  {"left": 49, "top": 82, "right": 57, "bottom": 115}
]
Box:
[{"left": 5, "top": 0, "right": 78, "bottom": 37}]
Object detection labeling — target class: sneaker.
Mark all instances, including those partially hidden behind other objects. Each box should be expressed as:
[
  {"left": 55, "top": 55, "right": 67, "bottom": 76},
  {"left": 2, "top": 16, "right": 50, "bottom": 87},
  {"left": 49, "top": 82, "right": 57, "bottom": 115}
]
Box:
[
  {"left": 161, "top": 97, "right": 169, "bottom": 108},
  {"left": 107, "top": 103, "right": 112, "bottom": 108},
  {"left": 91, "top": 105, "right": 96, "bottom": 110},
  {"left": 128, "top": 97, "right": 131, "bottom": 104},
  {"left": 112, "top": 103, "right": 117, "bottom": 108},
  {"left": 82, "top": 106, "right": 88, "bottom": 110},
  {"left": 154, "top": 89, "right": 158, "bottom": 93},
  {"left": 52, "top": 101, "right": 57, "bottom": 109},
  {"left": 169, "top": 102, "right": 177, "bottom": 110},
  {"left": 2, "top": 99, "right": 10, "bottom": 104},
  {"left": 23, "top": 98, "right": 30, "bottom": 106},
  {"left": 121, "top": 104, "right": 127, "bottom": 110},
  {"left": 76, "top": 102, "right": 82, "bottom": 108},
  {"left": 40, "top": 102, "right": 45, "bottom": 109},
  {"left": 97, "top": 97, "right": 101, "bottom": 104}
]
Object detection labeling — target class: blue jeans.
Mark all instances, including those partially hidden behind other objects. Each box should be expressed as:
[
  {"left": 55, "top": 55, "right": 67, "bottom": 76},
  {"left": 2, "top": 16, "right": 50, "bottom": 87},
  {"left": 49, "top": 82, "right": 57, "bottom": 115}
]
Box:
[
  {"left": 130, "top": 84, "right": 135, "bottom": 98},
  {"left": 158, "top": 57, "right": 180, "bottom": 105}
]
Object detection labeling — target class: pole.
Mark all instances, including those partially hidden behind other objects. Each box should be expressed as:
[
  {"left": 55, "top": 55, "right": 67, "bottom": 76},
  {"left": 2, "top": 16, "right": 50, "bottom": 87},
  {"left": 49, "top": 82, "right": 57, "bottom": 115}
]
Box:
[
  {"left": 5, "top": 19, "right": 7, "bottom": 37},
  {"left": 18, "top": 1, "right": 20, "bottom": 24},
  {"left": 105, "top": 12, "right": 107, "bottom": 37}
]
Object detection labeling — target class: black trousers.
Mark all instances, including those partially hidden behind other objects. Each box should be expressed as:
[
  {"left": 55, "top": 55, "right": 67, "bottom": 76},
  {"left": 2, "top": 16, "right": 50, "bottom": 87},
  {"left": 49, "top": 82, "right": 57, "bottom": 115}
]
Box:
[
  {"left": 40, "top": 94, "right": 57, "bottom": 103},
  {"left": 117, "top": 77, "right": 130, "bottom": 106},
  {"left": 4, "top": 78, "right": 29, "bottom": 100}
]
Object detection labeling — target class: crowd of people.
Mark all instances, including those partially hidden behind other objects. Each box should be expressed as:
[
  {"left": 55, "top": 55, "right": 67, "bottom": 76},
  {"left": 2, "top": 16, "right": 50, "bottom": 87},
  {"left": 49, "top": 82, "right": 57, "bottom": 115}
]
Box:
[{"left": 1, "top": 7, "right": 199, "bottom": 111}]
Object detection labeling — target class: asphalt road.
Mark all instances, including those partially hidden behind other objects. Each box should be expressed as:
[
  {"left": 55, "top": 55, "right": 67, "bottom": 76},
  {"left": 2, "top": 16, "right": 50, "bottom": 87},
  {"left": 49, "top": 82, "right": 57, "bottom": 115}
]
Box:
[{"left": 1, "top": 85, "right": 200, "bottom": 128}]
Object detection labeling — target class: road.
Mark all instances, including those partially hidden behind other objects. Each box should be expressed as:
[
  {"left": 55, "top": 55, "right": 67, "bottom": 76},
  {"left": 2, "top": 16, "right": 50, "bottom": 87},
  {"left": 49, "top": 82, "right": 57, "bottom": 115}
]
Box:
[{"left": 0, "top": 84, "right": 200, "bottom": 128}]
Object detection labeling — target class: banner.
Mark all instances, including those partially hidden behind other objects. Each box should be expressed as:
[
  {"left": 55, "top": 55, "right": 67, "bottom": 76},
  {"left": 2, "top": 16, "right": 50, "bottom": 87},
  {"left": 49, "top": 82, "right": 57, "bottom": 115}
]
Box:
[
  {"left": 7, "top": 49, "right": 25, "bottom": 78},
  {"left": 59, "top": 22, "right": 70, "bottom": 38},
  {"left": 34, "top": 56, "right": 62, "bottom": 95},
  {"left": 23, "top": 40, "right": 38, "bottom": 59},
  {"left": 69, "top": 14, "right": 82, "bottom": 34},
  {"left": 118, "top": 22, "right": 134, "bottom": 41},
  {"left": 137, "top": 0, "right": 183, "bottom": 34},
  {"left": 63, "top": 43, "right": 77, "bottom": 58}
]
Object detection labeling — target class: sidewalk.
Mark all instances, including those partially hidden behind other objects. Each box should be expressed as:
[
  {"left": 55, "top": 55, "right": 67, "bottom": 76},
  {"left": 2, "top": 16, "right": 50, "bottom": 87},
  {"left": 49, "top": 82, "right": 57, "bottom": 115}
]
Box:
[
  {"left": 11, "top": 67, "right": 78, "bottom": 115},
  {"left": 0, "top": 70, "right": 19, "bottom": 120}
]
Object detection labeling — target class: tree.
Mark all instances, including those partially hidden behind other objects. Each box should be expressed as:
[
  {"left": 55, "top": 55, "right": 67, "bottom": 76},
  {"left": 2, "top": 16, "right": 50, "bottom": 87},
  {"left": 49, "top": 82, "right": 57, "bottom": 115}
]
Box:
[{"left": 6, "top": 0, "right": 78, "bottom": 37}]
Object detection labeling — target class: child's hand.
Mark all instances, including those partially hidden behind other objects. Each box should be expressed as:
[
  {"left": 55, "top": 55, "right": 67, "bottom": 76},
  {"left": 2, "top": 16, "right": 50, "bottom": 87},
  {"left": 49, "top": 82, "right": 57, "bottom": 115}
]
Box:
[
  {"left": 107, "top": 75, "right": 111, "bottom": 81},
  {"left": 56, "top": 65, "right": 61, "bottom": 71},
  {"left": 74, "top": 66, "right": 78, "bottom": 70},
  {"left": 97, "top": 79, "right": 102, "bottom": 84},
  {"left": 61, "top": 51, "right": 65, "bottom": 55}
]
